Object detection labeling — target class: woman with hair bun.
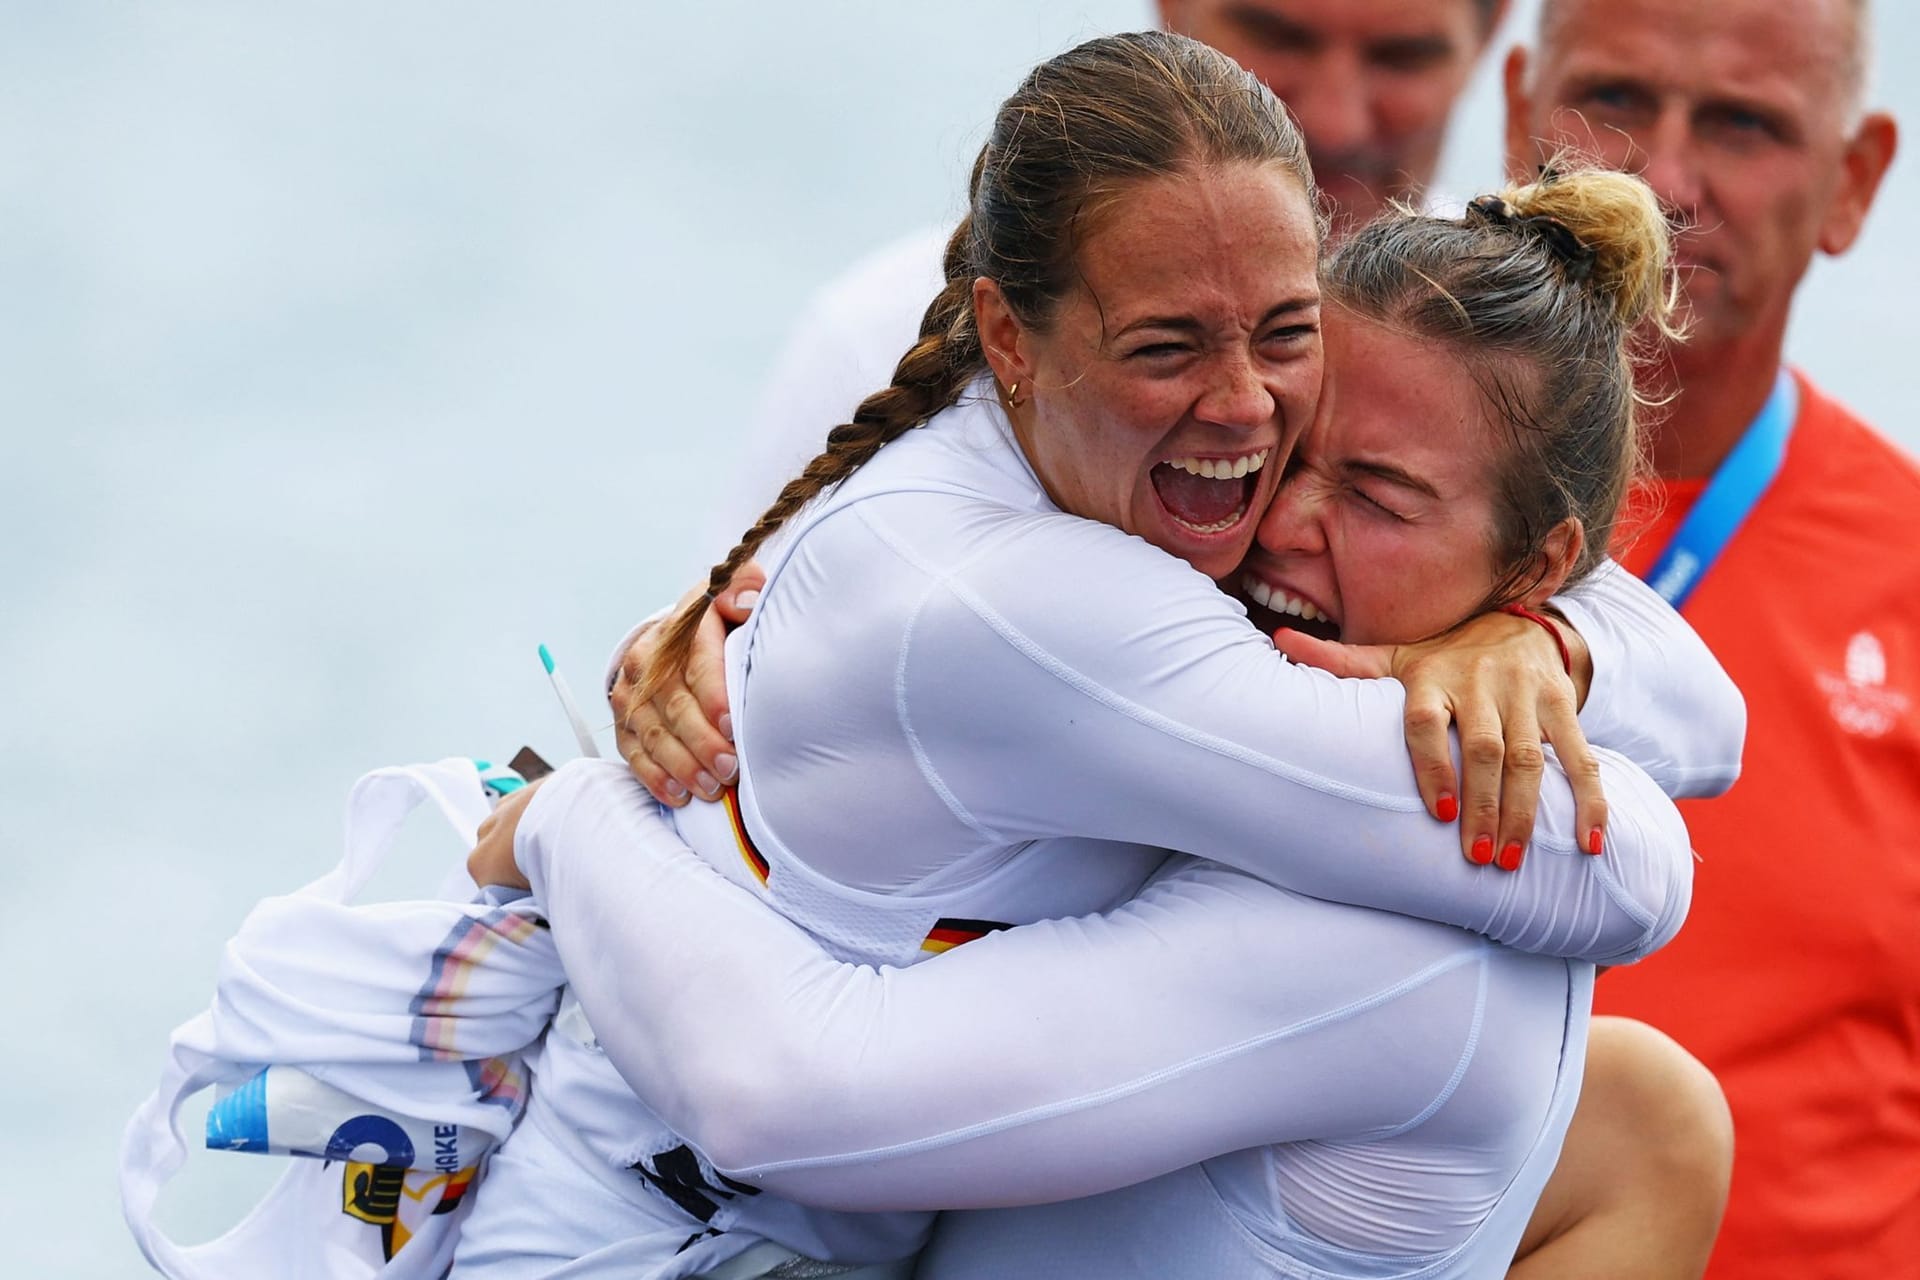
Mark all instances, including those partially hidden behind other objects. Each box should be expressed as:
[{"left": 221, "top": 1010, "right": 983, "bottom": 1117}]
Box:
[{"left": 457, "top": 34, "right": 1740, "bottom": 1279}]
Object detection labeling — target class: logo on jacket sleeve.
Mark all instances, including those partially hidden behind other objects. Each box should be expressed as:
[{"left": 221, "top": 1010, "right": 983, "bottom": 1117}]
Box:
[{"left": 1817, "top": 631, "right": 1910, "bottom": 737}]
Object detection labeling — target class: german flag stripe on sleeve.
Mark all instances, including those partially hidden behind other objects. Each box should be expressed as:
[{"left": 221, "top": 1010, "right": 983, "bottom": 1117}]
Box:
[
  {"left": 721, "top": 786, "right": 770, "bottom": 886},
  {"left": 921, "top": 917, "right": 1013, "bottom": 953}
]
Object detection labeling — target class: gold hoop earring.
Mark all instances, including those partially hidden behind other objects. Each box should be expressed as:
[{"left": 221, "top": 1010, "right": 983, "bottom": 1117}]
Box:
[{"left": 1006, "top": 381, "right": 1025, "bottom": 408}]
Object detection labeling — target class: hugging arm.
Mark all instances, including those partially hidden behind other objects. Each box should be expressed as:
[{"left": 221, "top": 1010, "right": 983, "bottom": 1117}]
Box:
[
  {"left": 616, "top": 554, "right": 1741, "bottom": 849},
  {"left": 1552, "top": 560, "right": 1745, "bottom": 799},
  {"left": 517, "top": 762, "right": 1563, "bottom": 1211},
  {"left": 608, "top": 544, "right": 1724, "bottom": 966},
  {"left": 792, "top": 511, "right": 1692, "bottom": 965}
]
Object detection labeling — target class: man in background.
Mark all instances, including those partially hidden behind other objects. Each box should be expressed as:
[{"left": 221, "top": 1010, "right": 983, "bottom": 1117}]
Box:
[
  {"left": 1163, "top": 0, "right": 1505, "bottom": 228},
  {"left": 1504, "top": 0, "right": 1916, "bottom": 1272},
  {"left": 721, "top": 0, "right": 1510, "bottom": 536}
]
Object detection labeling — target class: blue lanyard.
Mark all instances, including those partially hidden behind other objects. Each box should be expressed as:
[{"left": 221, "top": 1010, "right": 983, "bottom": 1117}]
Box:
[{"left": 1642, "top": 367, "right": 1798, "bottom": 610}]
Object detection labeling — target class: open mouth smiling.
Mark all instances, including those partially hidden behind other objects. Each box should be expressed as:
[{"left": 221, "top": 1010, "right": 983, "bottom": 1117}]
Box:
[
  {"left": 1149, "top": 448, "right": 1271, "bottom": 537},
  {"left": 1242, "top": 572, "right": 1341, "bottom": 642}
]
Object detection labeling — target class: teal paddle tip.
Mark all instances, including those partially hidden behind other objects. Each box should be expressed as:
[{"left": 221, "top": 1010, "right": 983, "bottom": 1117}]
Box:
[{"left": 538, "top": 644, "right": 556, "bottom": 674}]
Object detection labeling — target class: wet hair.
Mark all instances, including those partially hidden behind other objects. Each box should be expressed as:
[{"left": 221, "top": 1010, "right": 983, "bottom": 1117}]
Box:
[
  {"left": 639, "top": 30, "right": 1317, "bottom": 700},
  {"left": 1321, "top": 162, "right": 1681, "bottom": 606}
]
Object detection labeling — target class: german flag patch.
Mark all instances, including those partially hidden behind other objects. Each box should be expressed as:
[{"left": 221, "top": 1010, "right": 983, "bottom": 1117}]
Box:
[
  {"left": 921, "top": 917, "right": 1013, "bottom": 954},
  {"left": 721, "top": 786, "right": 769, "bottom": 886}
]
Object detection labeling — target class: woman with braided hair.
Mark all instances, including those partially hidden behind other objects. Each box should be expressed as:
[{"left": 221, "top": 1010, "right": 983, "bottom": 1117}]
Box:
[{"left": 452, "top": 32, "right": 1741, "bottom": 1279}]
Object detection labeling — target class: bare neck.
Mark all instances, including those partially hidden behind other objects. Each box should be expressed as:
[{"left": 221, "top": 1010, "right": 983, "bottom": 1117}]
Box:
[{"left": 1647, "top": 320, "right": 1790, "bottom": 480}]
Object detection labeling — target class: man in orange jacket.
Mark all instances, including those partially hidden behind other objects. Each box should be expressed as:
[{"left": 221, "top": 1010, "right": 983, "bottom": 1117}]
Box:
[{"left": 1505, "top": 1, "right": 1916, "bottom": 1273}]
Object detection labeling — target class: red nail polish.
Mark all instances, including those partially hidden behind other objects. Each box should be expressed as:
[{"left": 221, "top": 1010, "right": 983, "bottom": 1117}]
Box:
[
  {"left": 1437, "top": 794, "right": 1459, "bottom": 823},
  {"left": 1498, "top": 842, "right": 1525, "bottom": 872},
  {"left": 1587, "top": 827, "right": 1604, "bottom": 855},
  {"left": 1470, "top": 835, "right": 1495, "bottom": 865}
]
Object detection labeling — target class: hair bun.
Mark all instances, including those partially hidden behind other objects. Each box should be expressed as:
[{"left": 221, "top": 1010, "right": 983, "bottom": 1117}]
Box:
[
  {"left": 1496, "top": 160, "right": 1681, "bottom": 339},
  {"left": 1465, "top": 194, "right": 1597, "bottom": 282}
]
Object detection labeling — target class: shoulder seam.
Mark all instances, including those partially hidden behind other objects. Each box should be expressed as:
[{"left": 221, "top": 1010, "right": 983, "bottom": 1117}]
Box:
[
  {"left": 1371, "top": 949, "right": 1492, "bottom": 1139},
  {"left": 854, "top": 502, "right": 1011, "bottom": 847}
]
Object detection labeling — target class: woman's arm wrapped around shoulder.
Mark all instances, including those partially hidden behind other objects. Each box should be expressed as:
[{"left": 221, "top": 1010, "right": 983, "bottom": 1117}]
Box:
[
  {"left": 514, "top": 761, "right": 1565, "bottom": 1211},
  {"left": 1551, "top": 559, "right": 1745, "bottom": 800},
  {"left": 856, "top": 516, "right": 1693, "bottom": 964}
]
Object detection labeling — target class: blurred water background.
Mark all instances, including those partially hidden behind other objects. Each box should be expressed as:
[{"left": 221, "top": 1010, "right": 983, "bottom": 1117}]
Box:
[{"left": 4, "top": 2, "right": 1915, "bottom": 1275}]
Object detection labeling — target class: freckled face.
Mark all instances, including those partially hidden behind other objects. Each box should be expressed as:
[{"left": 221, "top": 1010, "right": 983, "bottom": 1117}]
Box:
[
  {"left": 1005, "top": 163, "right": 1324, "bottom": 582},
  {"left": 1240, "top": 309, "right": 1505, "bottom": 644}
]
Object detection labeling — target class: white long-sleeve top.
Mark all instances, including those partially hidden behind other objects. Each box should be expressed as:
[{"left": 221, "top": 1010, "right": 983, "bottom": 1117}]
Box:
[
  {"left": 521, "top": 764, "right": 1590, "bottom": 1276},
  {"left": 501, "top": 380, "right": 1742, "bottom": 1271},
  {"left": 677, "top": 379, "right": 1733, "bottom": 966}
]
